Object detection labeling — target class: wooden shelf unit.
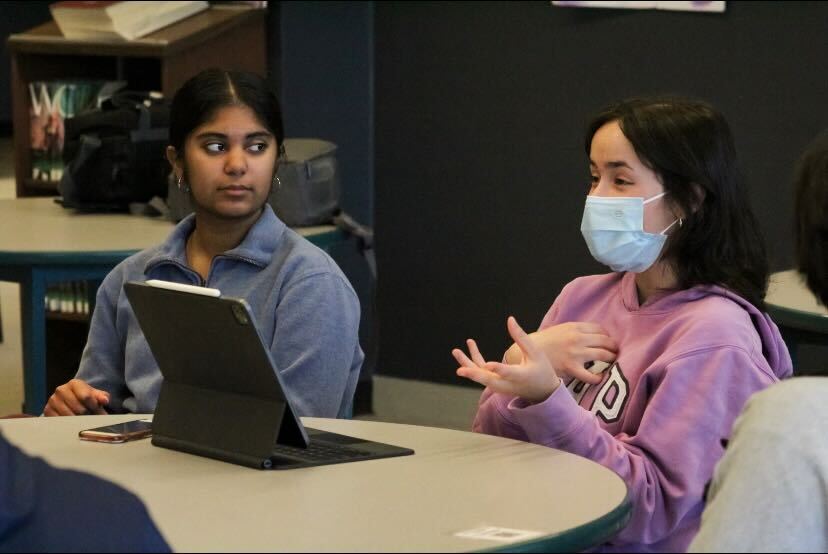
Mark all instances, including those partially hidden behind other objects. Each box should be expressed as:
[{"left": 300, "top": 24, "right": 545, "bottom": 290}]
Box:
[{"left": 7, "top": 5, "right": 267, "bottom": 197}]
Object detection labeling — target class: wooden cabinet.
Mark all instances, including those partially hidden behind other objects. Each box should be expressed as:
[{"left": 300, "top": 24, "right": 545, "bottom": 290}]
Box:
[{"left": 7, "top": 5, "right": 267, "bottom": 197}]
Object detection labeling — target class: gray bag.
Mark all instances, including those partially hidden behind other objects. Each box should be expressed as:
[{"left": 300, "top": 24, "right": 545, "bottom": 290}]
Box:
[
  {"left": 164, "top": 138, "right": 340, "bottom": 226},
  {"left": 271, "top": 138, "right": 339, "bottom": 226}
]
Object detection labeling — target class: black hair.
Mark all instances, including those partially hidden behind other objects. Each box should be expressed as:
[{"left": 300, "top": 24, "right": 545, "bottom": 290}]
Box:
[
  {"left": 585, "top": 96, "right": 769, "bottom": 311},
  {"left": 168, "top": 68, "right": 284, "bottom": 156},
  {"left": 793, "top": 130, "right": 828, "bottom": 306}
]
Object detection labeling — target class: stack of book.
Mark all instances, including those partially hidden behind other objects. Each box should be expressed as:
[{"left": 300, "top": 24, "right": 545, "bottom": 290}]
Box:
[
  {"left": 50, "top": 1, "right": 210, "bottom": 41},
  {"left": 46, "top": 281, "right": 91, "bottom": 317}
]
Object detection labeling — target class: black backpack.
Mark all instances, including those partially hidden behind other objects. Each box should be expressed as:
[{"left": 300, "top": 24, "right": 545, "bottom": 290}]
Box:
[{"left": 59, "top": 92, "right": 170, "bottom": 212}]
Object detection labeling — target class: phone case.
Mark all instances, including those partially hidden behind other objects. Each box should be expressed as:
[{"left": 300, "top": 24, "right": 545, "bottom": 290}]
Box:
[{"left": 78, "top": 425, "right": 152, "bottom": 443}]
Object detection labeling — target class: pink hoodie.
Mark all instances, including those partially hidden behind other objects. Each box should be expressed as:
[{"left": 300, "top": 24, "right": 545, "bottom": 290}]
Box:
[{"left": 473, "top": 272, "right": 792, "bottom": 553}]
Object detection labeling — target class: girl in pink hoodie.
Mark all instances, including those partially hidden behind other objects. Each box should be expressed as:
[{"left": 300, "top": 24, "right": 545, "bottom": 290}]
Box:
[{"left": 452, "top": 96, "right": 792, "bottom": 553}]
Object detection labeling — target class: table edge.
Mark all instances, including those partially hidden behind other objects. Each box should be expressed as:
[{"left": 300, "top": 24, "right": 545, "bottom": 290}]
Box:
[
  {"left": 0, "top": 415, "right": 632, "bottom": 552},
  {"left": 767, "top": 303, "right": 828, "bottom": 333},
  {"left": 0, "top": 250, "right": 141, "bottom": 266},
  {"left": 482, "top": 491, "right": 632, "bottom": 553},
  {"left": 0, "top": 230, "right": 345, "bottom": 266}
]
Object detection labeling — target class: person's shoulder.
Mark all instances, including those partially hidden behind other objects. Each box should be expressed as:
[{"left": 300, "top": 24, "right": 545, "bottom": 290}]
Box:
[
  {"left": 657, "top": 288, "right": 792, "bottom": 380},
  {"left": 97, "top": 245, "right": 166, "bottom": 290},
  {"left": 264, "top": 230, "right": 358, "bottom": 304},
  {"left": 0, "top": 440, "right": 169, "bottom": 552},
  {"left": 729, "top": 378, "right": 828, "bottom": 457},
  {"left": 42, "top": 463, "right": 170, "bottom": 551},
  {"left": 666, "top": 289, "right": 758, "bottom": 339},
  {"left": 746, "top": 378, "right": 828, "bottom": 424},
  {"left": 658, "top": 298, "right": 767, "bottom": 371},
  {"left": 277, "top": 228, "right": 344, "bottom": 278},
  {"left": 678, "top": 289, "right": 753, "bottom": 317},
  {"left": 120, "top": 245, "right": 165, "bottom": 272}
]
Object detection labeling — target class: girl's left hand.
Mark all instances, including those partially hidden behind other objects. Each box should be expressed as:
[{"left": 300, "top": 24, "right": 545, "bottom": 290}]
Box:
[{"left": 452, "top": 316, "right": 562, "bottom": 404}]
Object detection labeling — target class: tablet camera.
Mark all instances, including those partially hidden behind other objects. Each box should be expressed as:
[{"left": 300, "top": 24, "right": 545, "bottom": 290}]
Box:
[{"left": 231, "top": 304, "right": 249, "bottom": 325}]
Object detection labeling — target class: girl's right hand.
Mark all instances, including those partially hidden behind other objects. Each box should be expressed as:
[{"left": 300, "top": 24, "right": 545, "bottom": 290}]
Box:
[
  {"left": 504, "top": 322, "right": 618, "bottom": 384},
  {"left": 44, "top": 379, "right": 110, "bottom": 416},
  {"left": 454, "top": 316, "right": 562, "bottom": 404}
]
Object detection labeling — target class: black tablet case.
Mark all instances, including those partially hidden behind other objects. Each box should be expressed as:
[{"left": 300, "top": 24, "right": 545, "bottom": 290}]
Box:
[{"left": 123, "top": 281, "right": 412, "bottom": 469}]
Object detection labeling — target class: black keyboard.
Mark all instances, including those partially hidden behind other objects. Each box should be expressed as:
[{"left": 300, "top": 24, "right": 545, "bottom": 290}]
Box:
[{"left": 271, "top": 441, "right": 369, "bottom": 462}]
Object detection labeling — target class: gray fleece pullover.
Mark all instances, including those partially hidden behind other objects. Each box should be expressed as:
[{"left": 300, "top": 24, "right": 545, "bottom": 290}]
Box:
[{"left": 75, "top": 205, "right": 363, "bottom": 418}]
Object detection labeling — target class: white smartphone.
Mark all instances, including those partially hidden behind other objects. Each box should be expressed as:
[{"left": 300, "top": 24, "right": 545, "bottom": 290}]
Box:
[{"left": 78, "top": 419, "right": 153, "bottom": 443}]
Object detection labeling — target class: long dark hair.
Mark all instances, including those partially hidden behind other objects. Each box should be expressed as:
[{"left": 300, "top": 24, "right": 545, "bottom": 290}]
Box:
[
  {"left": 585, "top": 96, "right": 769, "bottom": 311},
  {"left": 169, "top": 68, "right": 285, "bottom": 155},
  {"left": 793, "top": 130, "right": 828, "bottom": 306}
]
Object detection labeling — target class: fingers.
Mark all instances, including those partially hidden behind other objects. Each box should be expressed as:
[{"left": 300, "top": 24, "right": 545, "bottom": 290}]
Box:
[
  {"left": 585, "top": 347, "right": 617, "bottom": 364},
  {"left": 452, "top": 348, "right": 478, "bottom": 369},
  {"left": 466, "top": 339, "right": 486, "bottom": 367},
  {"left": 484, "top": 361, "right": 517, "bottom": 380},
  {"left": 506, "top": 316, "right": 541, "bottom": 360},
  {"left": 92, "top": 390, "right": 110, "bottom": 415},
  {"left": 44, "top": 394, "right": 77, "bottom": 416},
  {"left": 456, "top": 364, "right": 523, "bottom": 399},
  {"left": 94, "top": 389, "right": 110, "bottom": 404},
  {"left": 566, "top": 360, "right": 605, "bottom": 384},
  {"left": 576, "top": 322, "right": 611, "bottom": 336},
  {"left": 68, "top": 380, "right": 106, "bottom": 413},
  {"left": 456, "top": 364, "right": 498, "bottom": 388},
  {"left": 60, "top": 385, "right": 91, "bottom": 414},
  {"left": 46, "top": 381, "right": 88, "bottom": 416},
  {"left": 574, "top": 324, "right": 618, "bottom": 350},
  {"left": 45, "top": 379, "right": 109, "bottom": 416},
  {"left": 584, "top": 333, "right": 618, "bottom": 353},
  {"left": 503, "top": 342, "right": 523, "bottom": 365},
  {"left": 452, "top": 338, "right": 489, "bottom": 370}
]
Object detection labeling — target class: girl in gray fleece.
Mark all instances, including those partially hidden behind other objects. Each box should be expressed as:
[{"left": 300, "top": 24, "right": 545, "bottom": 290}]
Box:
[{"left": 44, "top": 69, "right": 362, "bottom": 419}]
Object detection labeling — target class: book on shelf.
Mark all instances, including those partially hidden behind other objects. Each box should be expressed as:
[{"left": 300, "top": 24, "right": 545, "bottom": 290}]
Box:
[
  {"left": 46, "top": 281, "right": 90, "bottom": 317},
  {"left": 50, "top": 1, "right": 210, "bottom": 41},
  {"left": 29, "top": 79, "right": 125, "bottom": 182}
]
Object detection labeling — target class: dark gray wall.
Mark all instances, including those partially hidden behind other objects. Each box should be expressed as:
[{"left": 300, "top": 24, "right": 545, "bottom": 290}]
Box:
[
  {"left": 279, "top": 0, "right": 374, "bottom": 226},
  {"left": 279, "top": 2, "right": 377, "bottom": 407},
  {"left": 375, "top": 1, "right": 828, "bottom": 385}
]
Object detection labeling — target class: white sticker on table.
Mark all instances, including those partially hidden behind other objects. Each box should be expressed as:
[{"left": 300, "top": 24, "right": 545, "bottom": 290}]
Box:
[{"left": 454, "top": 526, "right": 543, "bottom": 542}]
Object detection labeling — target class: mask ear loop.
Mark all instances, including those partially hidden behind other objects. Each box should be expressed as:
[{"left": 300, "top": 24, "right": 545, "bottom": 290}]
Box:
[
  {"left": 659, "top": 217, "right": 682, "bottom": 235},
  {"left": 645, "top": 191, "right": 682, "bottom": 234},
  {"left": 642, "top": 191, "right": 668, "bottom": 205}
]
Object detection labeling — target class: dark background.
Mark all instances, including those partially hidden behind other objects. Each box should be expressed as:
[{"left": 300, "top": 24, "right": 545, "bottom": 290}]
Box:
[
  {"left": 2, "top": 2, "right": 826, "bottom": 392},
  {"left": 373, "top": 1, "right": 828, "bottom": 383}
]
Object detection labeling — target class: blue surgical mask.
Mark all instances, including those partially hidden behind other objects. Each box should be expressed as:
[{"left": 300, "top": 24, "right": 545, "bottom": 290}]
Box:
[{"left": 580, "top": 192, "right": 681, "bottom": 273}]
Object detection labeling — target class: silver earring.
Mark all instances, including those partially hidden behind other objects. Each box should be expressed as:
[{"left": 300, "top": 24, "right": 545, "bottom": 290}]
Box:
[
  {"left": 273, "top": 176, "right": 282, "bottom": 190},
  {"left": 177, "top": 175, "right": 189, "bottom": 193}
]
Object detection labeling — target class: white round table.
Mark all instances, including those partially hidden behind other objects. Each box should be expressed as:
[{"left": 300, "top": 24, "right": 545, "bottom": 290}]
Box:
[{"left": 0, "top": 415, "right": 630, "bottom": 552}]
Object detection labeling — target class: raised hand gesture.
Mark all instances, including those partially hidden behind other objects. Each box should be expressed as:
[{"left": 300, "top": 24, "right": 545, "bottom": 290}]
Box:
[
  {"left": 504, "top": 322, "right": 618, "bottom": 385},
  {"left": 453, "top": 316, "right": 562, "bottom": 404}
]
